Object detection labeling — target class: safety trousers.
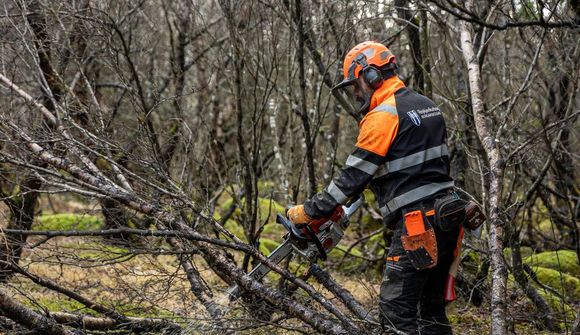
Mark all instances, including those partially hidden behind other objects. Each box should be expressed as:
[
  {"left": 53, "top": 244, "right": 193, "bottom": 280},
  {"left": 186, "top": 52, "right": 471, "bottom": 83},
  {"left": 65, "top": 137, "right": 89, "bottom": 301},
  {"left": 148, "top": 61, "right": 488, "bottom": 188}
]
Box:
[{"left": 379, "top": 214, "right": 460, "bottom": 335}]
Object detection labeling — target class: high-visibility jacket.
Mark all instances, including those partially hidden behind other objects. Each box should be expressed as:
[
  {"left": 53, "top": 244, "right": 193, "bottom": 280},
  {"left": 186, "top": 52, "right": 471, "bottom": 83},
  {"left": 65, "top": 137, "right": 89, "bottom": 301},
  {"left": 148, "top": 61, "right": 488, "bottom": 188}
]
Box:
[{"left": 304, "top": 76, "right": 453, "bottom": 224}]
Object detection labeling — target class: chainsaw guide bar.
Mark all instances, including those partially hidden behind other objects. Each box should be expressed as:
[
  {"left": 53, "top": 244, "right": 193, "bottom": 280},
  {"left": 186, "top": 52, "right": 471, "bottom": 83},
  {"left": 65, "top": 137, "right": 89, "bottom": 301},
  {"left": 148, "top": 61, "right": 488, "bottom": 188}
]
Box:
[{"left": 227, "top": 195, "right": 364, "bottom": 301}]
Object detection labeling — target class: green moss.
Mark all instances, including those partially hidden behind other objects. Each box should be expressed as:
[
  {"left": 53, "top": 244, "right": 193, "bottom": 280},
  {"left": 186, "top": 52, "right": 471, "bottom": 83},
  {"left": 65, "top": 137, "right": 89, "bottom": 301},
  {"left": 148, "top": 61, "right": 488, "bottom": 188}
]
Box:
[
  {"left": 327, "top": 245, "right": 364, "bottom": 273},
  {"left": 462, "top": 250, "right": 483, "bottom": 276},
  {"left": 25, "top": 296, "right": 99, "bottom": 316},
  {"left": 447, "top": 310, "right": 487, "bottom": 327},
  {"left": 168, "top": 122, "right": 180, "bottom": 134},
  {"left": 219, "top": 197, "right": 242, "bottom": 220},
  {"left": 218, "top": 196, "right": 284, "bottom": 224},
  {"left": 360, "top": 213, "right": 382, "bottom": 230},
  {"left": 532, "top": 266, "right": 580, "bottom": 301},
  {"left": 213, "top": 211, "right": 222, "bottom": 221},
  {"left": 368, "top": 232, "right": 386, "bottom": 247},
  {"left": 31, "top": 297, "right": 176, "bottom": 319},
  {"left": 448, "top": 314, "right": 459, "bottom": 324},
  {"left": 524, "top": 250, "right": 579, "bottom": 276},
  {"left": 34, "top": 213, "right": 103, "bottom": 231},
  {"left": 258, "top": 238, "right": 280, "bottom": 255},
  {"left": 537, "top": 288, "right": 577, "bottom": 322},
  {"left": 362, "top": 189, "right": 375, "bottom": 204},
  {"left": 220, "top": 197, "right": 235, "bottom": 212},
  {"left": 257, "top": 197, "right": 286, "bottom": 234},
  {"left": 520, "top": 246, "right": 534, "bottom": 259},
  {"left": 73, "top": 244, "right": 130, "bottom": 261},
  {"left": 259, "top": 198, "right": 286, "bottom": 218},
  {"left": 224, "top": 219, "right": 246, "bottom": 241},
  {"left": 537, "top": 219, "right": 560, "bottom": 237}
]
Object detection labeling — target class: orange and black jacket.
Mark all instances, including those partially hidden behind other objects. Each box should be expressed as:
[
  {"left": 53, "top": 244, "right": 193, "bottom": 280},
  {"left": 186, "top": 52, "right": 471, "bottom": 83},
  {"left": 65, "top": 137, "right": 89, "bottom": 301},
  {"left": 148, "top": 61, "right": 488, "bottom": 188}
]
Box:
[{"left": 304, "top": 77, "right": 454, "bottom": 224}]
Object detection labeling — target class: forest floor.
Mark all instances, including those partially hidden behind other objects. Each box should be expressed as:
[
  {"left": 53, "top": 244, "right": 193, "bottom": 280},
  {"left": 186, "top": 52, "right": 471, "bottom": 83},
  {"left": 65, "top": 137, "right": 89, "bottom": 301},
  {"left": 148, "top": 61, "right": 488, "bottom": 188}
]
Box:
[
  {"left": 4, "top": 237, "right": 570, "bottom": 334},
  {"left": 1, "top": 196, "right": 576, "bottom": 334}
]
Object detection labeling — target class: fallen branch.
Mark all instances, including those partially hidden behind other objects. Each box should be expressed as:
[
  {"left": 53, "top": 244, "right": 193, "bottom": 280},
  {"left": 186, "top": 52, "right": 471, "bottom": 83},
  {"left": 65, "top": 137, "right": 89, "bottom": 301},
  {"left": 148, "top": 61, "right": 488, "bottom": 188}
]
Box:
[
  {"left": 310, "top": 264, "right": 375, "bottom": 324},
  {"left": 0, "top": 97, "right": 361, "bottom": 333},
  {"left": 2, "top": 228, "right": 250, "bottom": 252},
  {"left": 0, "top": 289, "right": 74, "bottom": 335},
  {"left": 0, "top": 260, "right": 128, "bottom": 322},
  {"left": 50, "top": 311, "right": 180, "bottom": 333},
  {"left": 196, "top": 241, "right": 354, "bottom": 335}
]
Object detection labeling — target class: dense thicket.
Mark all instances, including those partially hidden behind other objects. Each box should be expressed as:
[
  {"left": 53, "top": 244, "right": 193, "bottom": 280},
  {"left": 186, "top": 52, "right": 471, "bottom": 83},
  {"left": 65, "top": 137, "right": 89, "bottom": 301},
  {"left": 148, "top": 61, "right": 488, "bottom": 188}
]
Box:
[{"left": 0, "top": 0, "right": 578, "bottom": 334}]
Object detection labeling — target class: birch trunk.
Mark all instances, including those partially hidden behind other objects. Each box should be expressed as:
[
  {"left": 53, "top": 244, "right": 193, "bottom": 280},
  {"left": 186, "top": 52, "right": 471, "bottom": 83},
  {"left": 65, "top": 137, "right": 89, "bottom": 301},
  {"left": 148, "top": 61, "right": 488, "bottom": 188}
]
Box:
[{"left": 458, "top": 2, "right": 508, "bottom": 333}]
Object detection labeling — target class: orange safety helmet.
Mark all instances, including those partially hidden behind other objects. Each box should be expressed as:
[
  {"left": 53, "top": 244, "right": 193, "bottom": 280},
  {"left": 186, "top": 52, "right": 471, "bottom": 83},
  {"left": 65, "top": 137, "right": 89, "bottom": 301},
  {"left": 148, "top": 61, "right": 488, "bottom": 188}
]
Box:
[{"left": 333, "top": 41, "right": 396, "bottom": 91}]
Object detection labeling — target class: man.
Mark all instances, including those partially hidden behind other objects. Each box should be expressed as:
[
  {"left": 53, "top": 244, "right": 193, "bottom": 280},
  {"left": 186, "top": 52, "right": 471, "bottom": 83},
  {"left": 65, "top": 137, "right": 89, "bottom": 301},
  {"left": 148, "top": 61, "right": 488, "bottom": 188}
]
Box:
[{"left": 287, "top": 41, "right": 460, "bottom": 334}]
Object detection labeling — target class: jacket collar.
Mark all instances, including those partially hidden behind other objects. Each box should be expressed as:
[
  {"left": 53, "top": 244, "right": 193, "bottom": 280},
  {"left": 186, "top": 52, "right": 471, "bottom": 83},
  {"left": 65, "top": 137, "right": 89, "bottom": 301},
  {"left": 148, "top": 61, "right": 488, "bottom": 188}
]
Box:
[{"left": 368, "top": 76, "right": 406, "bottom": 111}]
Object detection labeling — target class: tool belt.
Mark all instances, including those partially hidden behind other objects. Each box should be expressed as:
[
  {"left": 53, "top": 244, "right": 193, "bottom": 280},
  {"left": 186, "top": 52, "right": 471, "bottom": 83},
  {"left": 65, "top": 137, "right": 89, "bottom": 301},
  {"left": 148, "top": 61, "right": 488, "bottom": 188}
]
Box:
[
  {"left": 396, "top": 190, "right": 486, "bottom": 270},
  {"left": 400, "top": 208, "right": 438, "bottom": 270}
]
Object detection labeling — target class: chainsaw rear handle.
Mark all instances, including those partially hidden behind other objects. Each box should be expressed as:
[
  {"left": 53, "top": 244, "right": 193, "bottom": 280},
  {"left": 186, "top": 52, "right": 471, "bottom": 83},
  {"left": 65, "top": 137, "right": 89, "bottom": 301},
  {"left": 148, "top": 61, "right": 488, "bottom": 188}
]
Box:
[{"left": 303, "top": 225, "right": 327, "bottom": 260}]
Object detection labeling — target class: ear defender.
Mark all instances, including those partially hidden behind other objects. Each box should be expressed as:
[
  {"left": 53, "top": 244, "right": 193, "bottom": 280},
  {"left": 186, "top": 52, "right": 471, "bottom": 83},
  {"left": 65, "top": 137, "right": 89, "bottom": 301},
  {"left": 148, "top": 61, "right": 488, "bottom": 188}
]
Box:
[
  {"left": 362, "top": 66, "right": 383, "bottom": 89},
  {"left": 354, "top": 54, "right": 384, "bottom": 90}
]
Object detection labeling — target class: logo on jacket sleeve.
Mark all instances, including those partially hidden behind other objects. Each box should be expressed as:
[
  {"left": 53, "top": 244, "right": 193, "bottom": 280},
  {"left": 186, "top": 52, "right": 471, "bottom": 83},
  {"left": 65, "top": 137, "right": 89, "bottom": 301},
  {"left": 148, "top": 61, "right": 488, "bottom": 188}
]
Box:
[{"left": 407, "top": 110, "right": 422, "bottom": 126}]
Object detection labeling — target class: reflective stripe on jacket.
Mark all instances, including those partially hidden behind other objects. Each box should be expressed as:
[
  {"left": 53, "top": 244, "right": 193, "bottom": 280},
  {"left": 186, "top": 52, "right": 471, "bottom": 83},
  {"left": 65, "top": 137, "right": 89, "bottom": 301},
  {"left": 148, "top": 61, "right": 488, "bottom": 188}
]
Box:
[{"left": 304, "top": 76, "right": 453, "bottom": 222}]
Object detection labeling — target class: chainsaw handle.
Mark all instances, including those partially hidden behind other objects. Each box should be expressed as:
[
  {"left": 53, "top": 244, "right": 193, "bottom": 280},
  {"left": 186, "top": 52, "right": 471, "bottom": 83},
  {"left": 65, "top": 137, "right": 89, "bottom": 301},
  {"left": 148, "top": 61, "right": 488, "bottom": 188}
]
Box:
[
  {"left": 303, "top": 225, "right": 327, "bottom": 261},
  {"left": 277, "top": 214, "right": 327, "bottom": 261}
]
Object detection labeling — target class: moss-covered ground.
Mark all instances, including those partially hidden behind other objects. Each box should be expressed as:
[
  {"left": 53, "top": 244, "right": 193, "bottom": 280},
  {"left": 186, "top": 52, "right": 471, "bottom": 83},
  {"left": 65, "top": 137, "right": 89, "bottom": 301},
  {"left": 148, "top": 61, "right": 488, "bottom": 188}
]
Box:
[
  {"left": 6, "top": 233, "right": 577, "bottom": 334},
  {"left": 2, "top": 194, "right": 577, "bottom": 334}
]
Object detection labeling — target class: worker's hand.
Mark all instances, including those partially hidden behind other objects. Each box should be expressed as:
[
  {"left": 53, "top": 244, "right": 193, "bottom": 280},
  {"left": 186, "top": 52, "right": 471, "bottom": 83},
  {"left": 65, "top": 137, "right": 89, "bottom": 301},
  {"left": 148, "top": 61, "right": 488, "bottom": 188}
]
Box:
[{"left": 286, "top": 205, "right": 313, "bottom": 226}]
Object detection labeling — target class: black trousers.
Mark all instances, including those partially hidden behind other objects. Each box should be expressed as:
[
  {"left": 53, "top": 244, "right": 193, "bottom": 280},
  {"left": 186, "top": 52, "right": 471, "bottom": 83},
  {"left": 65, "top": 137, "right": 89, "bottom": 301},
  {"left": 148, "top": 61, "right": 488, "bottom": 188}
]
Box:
[{"left": 379, "top": 214, "right": 460, "bottom": 335}]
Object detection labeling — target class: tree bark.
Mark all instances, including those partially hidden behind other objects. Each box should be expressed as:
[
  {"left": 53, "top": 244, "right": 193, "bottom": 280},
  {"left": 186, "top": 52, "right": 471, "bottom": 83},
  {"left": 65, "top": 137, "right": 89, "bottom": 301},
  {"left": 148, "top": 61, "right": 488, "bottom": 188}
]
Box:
[
  {"left": 0, "top": 289, "right": 74, "bottom": 335},
  {"left": 168, "top": 239, "right": 223, "bottom": 319},
  {"left": 0, "top": 175, "right": 41, "bottom": 282},
  {"left": 281, "top": 0, "right": 358, "bottom": 121},
  {"left": 419, "top": 8, "right": 432, "bottom": 98},
  {"left": 196, "top": 242, "right": 355, "bottom": 335},
  {"left": 0, "top": 0, "right": 63, "bottom": 282},
  {"left": 296, "top": 0, "right": 317, "bottom": 197},
  {"left": 50, "top": 312, "right": 179, "bottom": 333},
  {"left": 459, "top": 3, "right": 508, "bottom": 333}
]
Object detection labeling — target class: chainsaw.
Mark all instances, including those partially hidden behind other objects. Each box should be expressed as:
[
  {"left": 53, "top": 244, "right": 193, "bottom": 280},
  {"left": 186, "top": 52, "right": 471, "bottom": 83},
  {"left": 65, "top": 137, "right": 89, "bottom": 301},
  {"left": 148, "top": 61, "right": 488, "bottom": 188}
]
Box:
[{"left": 227, "top": 195, "right": 364, "bottom": 301}]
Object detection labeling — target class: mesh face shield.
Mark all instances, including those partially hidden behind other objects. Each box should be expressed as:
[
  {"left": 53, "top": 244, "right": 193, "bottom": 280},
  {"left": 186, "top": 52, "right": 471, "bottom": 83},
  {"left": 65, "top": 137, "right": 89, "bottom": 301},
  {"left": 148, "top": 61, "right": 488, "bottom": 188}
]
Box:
[{"left": 332, "top": 59, "right": 372, "bottom": 118}]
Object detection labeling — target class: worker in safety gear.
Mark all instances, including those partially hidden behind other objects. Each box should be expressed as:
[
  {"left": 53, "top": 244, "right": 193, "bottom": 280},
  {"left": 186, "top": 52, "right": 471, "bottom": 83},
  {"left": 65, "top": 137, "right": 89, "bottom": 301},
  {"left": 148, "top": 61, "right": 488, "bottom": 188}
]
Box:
[{"left": 287, "top": 41, "right": 460, "bottom": 335}]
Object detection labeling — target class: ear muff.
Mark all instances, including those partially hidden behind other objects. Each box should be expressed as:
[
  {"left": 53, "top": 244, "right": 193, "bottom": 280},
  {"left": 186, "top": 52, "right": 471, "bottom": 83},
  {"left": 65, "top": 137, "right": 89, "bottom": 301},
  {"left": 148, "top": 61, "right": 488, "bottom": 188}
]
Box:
[
  {"left": 354, "top": 54, "right": 383, "bottom": 90},
  {"left": 362, "top": 66, "right": 383, "bottom": 89}
]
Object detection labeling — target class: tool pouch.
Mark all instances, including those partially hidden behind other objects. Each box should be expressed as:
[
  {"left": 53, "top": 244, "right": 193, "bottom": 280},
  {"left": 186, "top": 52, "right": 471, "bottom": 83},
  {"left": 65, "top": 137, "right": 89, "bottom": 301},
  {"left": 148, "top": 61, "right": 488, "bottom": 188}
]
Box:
[
  {"left": 464, "top": 201, "right": 486, "bottom": 230},
  {"left": 400, "top": 210, "right": 438, "bottom": 270},
  {"left": 433, "top": 193, "right": 467, "bottom": 231}
]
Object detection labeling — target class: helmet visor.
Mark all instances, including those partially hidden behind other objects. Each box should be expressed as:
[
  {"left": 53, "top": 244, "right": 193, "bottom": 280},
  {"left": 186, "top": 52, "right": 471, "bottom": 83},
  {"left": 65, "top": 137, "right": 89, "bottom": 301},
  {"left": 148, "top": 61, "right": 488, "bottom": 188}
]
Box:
[
  {"left": 332, "top": 77, "right": 361, "bottom": 101},
  {"left": 331, "top": 59, "right": 359, "bottom": 91},
  {"left": 332, "top": 79, "right": 368, "bottom": 111},
  {"left": 332, "top": 77, "right": 356, "bottom": 91}
]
